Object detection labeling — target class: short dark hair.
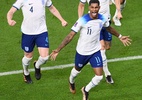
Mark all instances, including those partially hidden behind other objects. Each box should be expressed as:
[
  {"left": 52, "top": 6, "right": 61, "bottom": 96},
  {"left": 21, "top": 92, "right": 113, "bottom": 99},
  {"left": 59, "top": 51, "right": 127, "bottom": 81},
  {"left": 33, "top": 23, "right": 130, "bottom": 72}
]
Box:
[{"left": 89, "top": 0, "right": 100, "bottom": 6}]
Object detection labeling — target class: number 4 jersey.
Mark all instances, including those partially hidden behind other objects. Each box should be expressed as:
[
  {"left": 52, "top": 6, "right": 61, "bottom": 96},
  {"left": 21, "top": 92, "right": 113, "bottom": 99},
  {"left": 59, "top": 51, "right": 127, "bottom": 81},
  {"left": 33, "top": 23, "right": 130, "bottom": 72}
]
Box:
[{"left": 13, "top": 0, "right": 52, "bottom": 35}]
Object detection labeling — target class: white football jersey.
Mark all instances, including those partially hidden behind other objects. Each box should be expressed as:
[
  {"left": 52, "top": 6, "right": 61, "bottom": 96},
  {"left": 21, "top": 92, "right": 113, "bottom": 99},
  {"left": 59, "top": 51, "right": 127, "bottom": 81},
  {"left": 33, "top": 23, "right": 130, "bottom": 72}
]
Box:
[
  {"left": 80, "top": 0, "right": 110, "bottom": 19},
  {"left": 71, "top": 14, "right": 109, "bottom": 55},
  {"left": 13, "top": 0, "right": 52, "bottom": 35}
]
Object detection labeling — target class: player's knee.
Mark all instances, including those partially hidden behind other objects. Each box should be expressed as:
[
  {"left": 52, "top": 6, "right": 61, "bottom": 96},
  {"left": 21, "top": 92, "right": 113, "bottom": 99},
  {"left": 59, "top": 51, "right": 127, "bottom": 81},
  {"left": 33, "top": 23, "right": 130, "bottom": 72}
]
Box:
[
  {"left": 92, "top": 75, "right": 103, "bottom": 85},
  {"left": 105, "top": 45, "right": 111, "bottom": 50},
  {"left": 105, "top": 40, "right": 111, "bottom": 50},
  {"left": 106, "top": 47, "right": 110, "bottom": 50}
]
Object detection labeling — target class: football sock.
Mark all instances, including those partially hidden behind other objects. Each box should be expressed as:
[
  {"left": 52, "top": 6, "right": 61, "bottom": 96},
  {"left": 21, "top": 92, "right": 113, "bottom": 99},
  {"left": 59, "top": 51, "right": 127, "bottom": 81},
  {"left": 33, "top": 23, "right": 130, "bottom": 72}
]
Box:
[
  {"left": 69, "top": 67, "right": 80, "bottom": 84},
  {"left": 101, "top": 50, "right": 111, "bottom": 77},
  {"left": 85, "top": 75, "right": 103, "bottom": 92},
  {"left": 35, "top": 56, "right": 49, "bottom": 69},
  {"left": 22, "top": 56, "right": 32, "bottom": 75}
]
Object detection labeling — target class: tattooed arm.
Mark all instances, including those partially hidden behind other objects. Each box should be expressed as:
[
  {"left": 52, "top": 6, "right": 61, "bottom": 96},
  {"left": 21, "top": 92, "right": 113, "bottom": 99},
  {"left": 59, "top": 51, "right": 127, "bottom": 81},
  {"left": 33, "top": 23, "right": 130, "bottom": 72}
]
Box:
[{"left": 50, "top": 31, "right": 76, "bottom": 60}]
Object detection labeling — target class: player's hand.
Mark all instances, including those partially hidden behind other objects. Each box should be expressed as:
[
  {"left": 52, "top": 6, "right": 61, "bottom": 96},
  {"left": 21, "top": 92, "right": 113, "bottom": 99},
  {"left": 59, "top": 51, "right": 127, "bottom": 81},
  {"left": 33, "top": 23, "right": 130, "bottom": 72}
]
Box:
[
  {"left": 8, "top": 20, "right": 16, "bottom": 26},
  {"left": 50, "top": 50, "right": 59, "bottom": 61},
  {"left": 117, "top": 11, "right": 123, "bottom": 19},
  {"left": 61, "top": 20, "right": 68, "bottom": 27},
  {"left": 120, "top": 36, "right": 132, "bottom": 46}
]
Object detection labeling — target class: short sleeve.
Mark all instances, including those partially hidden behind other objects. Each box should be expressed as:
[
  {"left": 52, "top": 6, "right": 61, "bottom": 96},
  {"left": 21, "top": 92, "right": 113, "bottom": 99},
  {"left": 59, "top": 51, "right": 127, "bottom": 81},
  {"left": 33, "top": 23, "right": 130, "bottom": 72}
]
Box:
[
  {"left": 103, "top": 20, "right": 110, "bottom": 27},
  {"left": 46, "top": 0, "right": 52, "bottom": 7},
  {"left": 80, "top": 0, "right": 87, "bottom": 4},
  {"left": 71, "top": 18, "right": 83, "bottom": 33},
  {"left": 13, "top": 0, "right": 24, "bottom": 10}
]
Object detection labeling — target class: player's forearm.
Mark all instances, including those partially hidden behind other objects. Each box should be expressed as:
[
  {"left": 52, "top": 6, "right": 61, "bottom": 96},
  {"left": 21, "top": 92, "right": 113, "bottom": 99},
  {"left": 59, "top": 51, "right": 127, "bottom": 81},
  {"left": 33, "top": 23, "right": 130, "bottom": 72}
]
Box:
[
  {"left": 7, "top": 7, "right": 17, "bottom": 26},
  {"left": 7, "top": 9, "right": 14, "bottom": 21},
  {"left": 78, "top": 8, "right": 84, "bottom": 18},
  {"left": 106, "top": 26, "right": 121, "bottom": 38},
  {"left": 7, "top": 7, "right": 17, "bottom": 21},
  {"left": 56, "top": 31, "right": 75, "bottom": 53},
  {"left": 78, "top": 2, "right": 85, "bottom": 18},
  {"left": 49, "top": 5, "right": 65, "bottom": 22}
]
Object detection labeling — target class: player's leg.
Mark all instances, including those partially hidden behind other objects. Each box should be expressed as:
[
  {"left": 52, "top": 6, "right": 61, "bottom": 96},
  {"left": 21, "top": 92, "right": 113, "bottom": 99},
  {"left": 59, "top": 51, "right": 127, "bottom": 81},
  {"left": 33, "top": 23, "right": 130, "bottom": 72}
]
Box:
[
  {"left": 101, "top": 47, "right": 114, "bottom": 84},
  {"left": 112, "top": 0, "right": 126, "bottom": 26},
  {"left": 21, "top": 33, "right": 35, "bottom": 84},
  {"left": 82, "top": 69, "right": 103, "bottom": 100},
  {"left": 112, "top": 0, "right": 122, "bottom": 26},
  {"left": 34, "top": 32, "right": 49, "bottom": 80},
  {"left": 35, "top": 48, "right": 49, "bottom": 80},
  {"left": 69, "top": 52, "right": 88, "bottom": 94},
  {"left": 69, "top": 67, "right": 81, "bottom": 94},
  {"left": 22, "top": 52, "right": 33, "bottom": 84},
  {"left": 120, "top": 0, "right": 126, "bottom": 12},
  {"left": 104, "top": 34, "right": 114, "bottom": 84},
  {"left": 81, "top": 51, "right": 103, "bottom": 100},
  {"left": 100, "top": 40, "right": 112, "bottom": 81},
  {"left": 100, "top": 28, "right": 114, "bottom": 84},
  {"left": 22, "top": 52, "right": 33, "bottom": 75}
]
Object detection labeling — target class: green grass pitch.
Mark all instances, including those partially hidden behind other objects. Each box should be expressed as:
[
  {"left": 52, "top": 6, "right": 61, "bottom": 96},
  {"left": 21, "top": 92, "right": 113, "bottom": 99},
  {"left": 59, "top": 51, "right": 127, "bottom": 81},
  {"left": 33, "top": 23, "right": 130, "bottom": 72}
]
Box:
[{"left": 0, "top": 0, "right": 142, "bottom": 100}]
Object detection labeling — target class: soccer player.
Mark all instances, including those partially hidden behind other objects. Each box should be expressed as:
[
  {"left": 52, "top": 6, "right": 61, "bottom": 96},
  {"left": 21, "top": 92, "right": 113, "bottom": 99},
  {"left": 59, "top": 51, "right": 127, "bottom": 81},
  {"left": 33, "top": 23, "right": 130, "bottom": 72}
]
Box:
[
  {"left": 50, "top": 0, "right": 131, "bottom": 99},
  {"left": 78, "top": 0, "right": 117, "bottom": 84},
  {"left": 7, "top": 0, "right": 67, "bottom": 84},
  {"left": 111, "top": 0, "right": 126, "bottom": 26}
]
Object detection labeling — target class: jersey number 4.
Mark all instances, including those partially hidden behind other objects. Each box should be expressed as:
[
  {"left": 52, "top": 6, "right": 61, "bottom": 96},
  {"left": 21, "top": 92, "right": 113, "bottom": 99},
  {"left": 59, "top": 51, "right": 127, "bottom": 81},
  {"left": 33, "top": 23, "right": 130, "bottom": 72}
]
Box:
[{"left": 30, "top": 6, "right": 33, "bottom": 12}]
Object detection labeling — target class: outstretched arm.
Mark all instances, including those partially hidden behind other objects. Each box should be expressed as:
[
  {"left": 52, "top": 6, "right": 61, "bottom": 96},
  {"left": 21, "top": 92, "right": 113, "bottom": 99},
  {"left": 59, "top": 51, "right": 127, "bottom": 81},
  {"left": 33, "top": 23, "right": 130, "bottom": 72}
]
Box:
[
  {"left": 50, "top": 31, "right": 76, "bottom": 60},
  {"left": 78, "top": 2, "right": 85, "bottom": 18},
  {"left": 48, "top": 5, "right": 68, "bottom": 27},
  {"left": 106, "top": 26, "right": 132, "bottom": 46},
  {"left": 7, "top": 7, "right": 17, "bottom": 26}
]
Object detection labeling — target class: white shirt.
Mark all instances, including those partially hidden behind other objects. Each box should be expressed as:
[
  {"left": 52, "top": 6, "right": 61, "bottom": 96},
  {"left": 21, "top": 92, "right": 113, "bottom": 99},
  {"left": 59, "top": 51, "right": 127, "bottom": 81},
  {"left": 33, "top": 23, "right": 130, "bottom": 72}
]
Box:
[
  {"left": 80, "top": 0, "right": 110, "bottom": 19},
  {"left": 13, "top": 0, "right": 52, "bottom": 35},
  {"left": 71, "top": 14, "right": 109, "bottom": 55}
]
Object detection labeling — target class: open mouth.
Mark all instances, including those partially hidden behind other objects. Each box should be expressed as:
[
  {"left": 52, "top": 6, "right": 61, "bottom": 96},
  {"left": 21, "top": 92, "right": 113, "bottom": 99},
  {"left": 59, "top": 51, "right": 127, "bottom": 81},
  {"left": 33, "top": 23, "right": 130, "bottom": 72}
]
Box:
[{"left": 92, "top": 12, "right": 97, "bottom": 16}]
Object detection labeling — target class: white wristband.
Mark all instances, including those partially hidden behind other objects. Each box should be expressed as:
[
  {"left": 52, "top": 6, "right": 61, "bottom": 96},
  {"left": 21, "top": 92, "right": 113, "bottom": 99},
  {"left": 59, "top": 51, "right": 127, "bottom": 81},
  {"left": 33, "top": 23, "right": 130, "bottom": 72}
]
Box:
[{"left": 118, "top": 34, "right": 122, "bottom": 39}]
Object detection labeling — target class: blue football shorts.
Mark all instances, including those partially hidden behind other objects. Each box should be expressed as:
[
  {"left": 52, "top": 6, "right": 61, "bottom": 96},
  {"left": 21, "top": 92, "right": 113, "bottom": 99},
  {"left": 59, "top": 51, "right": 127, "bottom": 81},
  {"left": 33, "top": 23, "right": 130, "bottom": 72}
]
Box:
[
  {"left": 75, "top": 50, "right": 103, "bottom": 69},
  {"left": 100, "top": 27, "right": 112, "bottom": 41},
  {"left": 21, "top": 32, "right": 49, "bottom": 53}
]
